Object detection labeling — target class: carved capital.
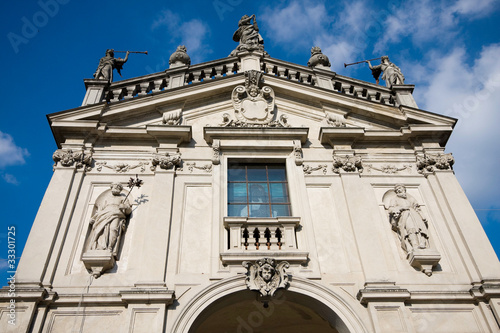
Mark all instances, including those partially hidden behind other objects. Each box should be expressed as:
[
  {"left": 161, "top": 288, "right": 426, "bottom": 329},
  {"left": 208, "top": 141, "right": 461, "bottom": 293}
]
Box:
[
  {"left": 416, "top": 152, "right": 454, "bottom": 174},
  {"left": 151, "top": 152, "right": 182, "bottom": 170},
  {"left": 243, "top": 258, "right": 289, "bottom": 298},
  {"left": 332, "top": 154, "right": 363, "bottom": 173},
  {"left": 52, "top": 148, "right": 93, "bottom": 171}
]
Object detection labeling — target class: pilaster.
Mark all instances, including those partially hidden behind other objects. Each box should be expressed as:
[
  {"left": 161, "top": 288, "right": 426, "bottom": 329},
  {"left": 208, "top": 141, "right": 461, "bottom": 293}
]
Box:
[
  {"left": 429, "top": 170, "right": 500, "bottom": 280},
  {"left": 134, "top": 169, "right": 176, "bottom": 285},
  {"left": 16, "top": 166, "right": 78, "bottom": 286},
  {"left": 339, "top": 173, "right": 392, "bottom": 282}
]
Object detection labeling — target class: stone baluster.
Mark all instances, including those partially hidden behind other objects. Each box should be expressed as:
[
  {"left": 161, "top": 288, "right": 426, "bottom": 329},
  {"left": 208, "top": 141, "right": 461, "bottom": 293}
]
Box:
[
  {"left": 341, "top": 84, "right": 353, "bottom": 95},
  {"left": 380, "top": 92, "right": 393, "bottom": 105},
  {"left": 366, "top": 90, "right": 378, "bottom": 102},
  {"left": 138, "top": 81, "right": 152, "bottom": 96},
  {"left": 153, "top": 78, "right": 166, "bottom": 92},
  {"left": 111, "top": 87, "right": 125, "bottom": 102},
  {"left": 190, "top": 70, "right": 203, "bottom": 83},
  {"left": 123, "top": 84, "right": 137, "bottom": 100},
  {"left": 353, "top": 87, "right": 366, "bottom": 99}
]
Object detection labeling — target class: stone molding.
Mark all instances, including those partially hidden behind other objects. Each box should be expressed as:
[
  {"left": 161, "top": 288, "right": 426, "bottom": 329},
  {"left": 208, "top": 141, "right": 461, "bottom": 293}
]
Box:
[
  {"left": 170, "top": 275, "right": 370, "bottom": 333},
  {"left": 357, "top": 284, "right": 410, "bottom": 305}
]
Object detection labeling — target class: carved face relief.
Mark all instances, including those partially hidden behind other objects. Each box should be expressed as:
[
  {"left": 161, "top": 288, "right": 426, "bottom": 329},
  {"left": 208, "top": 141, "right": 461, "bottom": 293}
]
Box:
[
  {"left": 260, "top": 263, "right": 275, "bottom": 282},
  {"left": 394, "top": 185, "right": 407, "bottom": 198},
  {"left": 243, "top": 258, "right": 290, "bottom": 297}
]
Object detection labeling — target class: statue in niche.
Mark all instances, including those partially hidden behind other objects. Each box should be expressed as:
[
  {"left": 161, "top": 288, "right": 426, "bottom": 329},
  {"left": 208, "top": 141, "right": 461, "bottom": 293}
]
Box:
[
  {"left": 366, "top": 56, "right": 405, "bottom": 87},
  {"left": 87, "top": 182, "right": 132, "bottom": 255},
  {"left": 93, "top": 49, "right": 129, "bottom": 82},
  {"left": 230, "top": 14, "right": 265, "bottom": 56},
  {"left": 384, "top": 184, "right": 429, "bottom": 254},
  {"left": 243, "top": 258, "right": 289, "bottom": 298}
]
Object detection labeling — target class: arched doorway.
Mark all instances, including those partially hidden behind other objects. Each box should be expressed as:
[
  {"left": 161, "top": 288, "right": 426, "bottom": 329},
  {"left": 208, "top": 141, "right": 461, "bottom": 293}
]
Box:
[
  {"left": 171, "top": 276, "right": 369, "bottom": 333},
  {"left": 190, "top": 289, "right": 345, "bottom": 332}
]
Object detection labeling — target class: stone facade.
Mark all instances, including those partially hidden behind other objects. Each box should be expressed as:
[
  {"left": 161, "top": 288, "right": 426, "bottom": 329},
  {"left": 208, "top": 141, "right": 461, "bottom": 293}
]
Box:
[{"left": 2, "top": 41, "right": 500, "bottom": 332}]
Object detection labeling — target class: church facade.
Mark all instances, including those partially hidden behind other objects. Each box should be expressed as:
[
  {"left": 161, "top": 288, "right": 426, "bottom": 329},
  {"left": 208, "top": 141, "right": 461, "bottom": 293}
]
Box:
[{"left": 2, "top": 17, "right": 500, "bottom": 333}]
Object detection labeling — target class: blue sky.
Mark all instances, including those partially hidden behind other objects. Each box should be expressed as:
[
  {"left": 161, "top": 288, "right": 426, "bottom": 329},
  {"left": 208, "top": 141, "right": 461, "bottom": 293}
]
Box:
[{"left": 1, "top": 0, "right": 499, "bottom": 286}]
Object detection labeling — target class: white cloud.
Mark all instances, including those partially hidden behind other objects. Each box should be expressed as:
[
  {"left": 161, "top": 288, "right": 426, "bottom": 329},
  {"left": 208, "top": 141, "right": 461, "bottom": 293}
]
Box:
[
  {"left": 451, "top": 0, "right": 498, "bottom": 18},
  {"left": 260, "top": 1, "right": 330, "bottom": 49},
  {"left": 152, "top": 10, "right": 211, "bottom": 63},
  {"left": 374, "top": 0, "right": 499, "bottom": 52},
  {"left": 260, "top": 0, "right": 378, "bottom": 73},
  {"left": 416, "top": 44, "right": 500, "bottom": 205},
  {"left": 2, "top": 173, "right": 19, "bottom": 185},
  {"left": 0, "top": 131, "right": 29, "bottom": 168}
]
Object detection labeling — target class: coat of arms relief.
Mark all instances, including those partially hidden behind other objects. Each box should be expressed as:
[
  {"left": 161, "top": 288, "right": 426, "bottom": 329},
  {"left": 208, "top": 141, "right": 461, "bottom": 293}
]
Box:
[{"left": 222, "top": 70, "right": 288, "bottom": 127}]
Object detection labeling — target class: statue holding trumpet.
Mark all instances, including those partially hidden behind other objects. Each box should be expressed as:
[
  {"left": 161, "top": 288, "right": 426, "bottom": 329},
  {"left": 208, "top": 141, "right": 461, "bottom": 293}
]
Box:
[
  {"left": 93, "top": 49, "right": 148, "bottom": 82},
  {"left": 344, "top": 55, "right": 405, "bottom": 87}
]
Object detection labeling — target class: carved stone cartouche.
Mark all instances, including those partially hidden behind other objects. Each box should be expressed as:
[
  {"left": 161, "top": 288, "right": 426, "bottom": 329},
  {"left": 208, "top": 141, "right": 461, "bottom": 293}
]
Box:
[
  {"left": 231, "top": 70, "right": 276, "bottom": 126},
  {"left": 243, "top": 258, "right": 290, "bottom": 298}
]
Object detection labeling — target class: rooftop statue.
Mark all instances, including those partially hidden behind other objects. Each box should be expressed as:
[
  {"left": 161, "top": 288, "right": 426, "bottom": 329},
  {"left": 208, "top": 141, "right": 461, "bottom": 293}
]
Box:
[
  {"left": 169, "top": 45, "right": 191, "bottom": 68},
  {"left": 366, "top": 55, "right": 405, "bottom": 87},
  {"left": 93, "top": 49, "right": 129, "bottom": 82},
  {"left": 307, "top": 46, "right": 331, "bottom": 69},
  {"left": 230, "top": 14, "right": 265, "bottom": 56}
]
